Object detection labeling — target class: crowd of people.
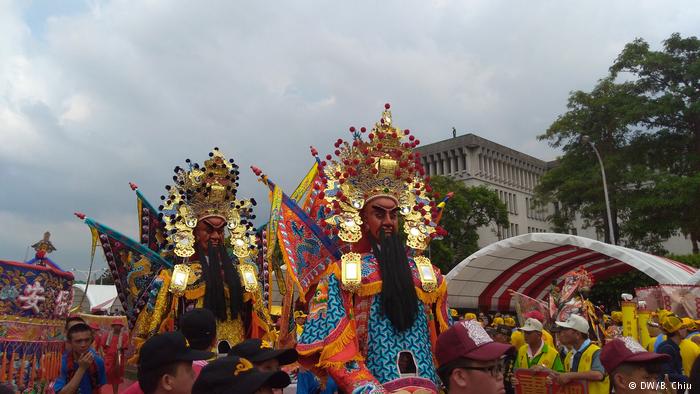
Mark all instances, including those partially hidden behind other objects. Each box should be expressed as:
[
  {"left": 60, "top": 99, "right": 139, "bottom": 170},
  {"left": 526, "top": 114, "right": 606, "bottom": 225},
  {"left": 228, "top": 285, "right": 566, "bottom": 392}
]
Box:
[
  {"left": 35, "top": 305, "right": 700, "bottom": 393},
  {"left": 441, "top": 309, "right": 700, "bottom": 394}
]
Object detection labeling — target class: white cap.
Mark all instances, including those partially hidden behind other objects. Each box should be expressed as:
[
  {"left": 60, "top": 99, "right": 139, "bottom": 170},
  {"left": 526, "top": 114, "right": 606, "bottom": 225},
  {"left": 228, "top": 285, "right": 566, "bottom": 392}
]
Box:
[
  {"left": 555, "top": 314, "right": 589, "bottom": 334},
  {"left": 519, "top": 318, "right": 543, "bottom": 332}
]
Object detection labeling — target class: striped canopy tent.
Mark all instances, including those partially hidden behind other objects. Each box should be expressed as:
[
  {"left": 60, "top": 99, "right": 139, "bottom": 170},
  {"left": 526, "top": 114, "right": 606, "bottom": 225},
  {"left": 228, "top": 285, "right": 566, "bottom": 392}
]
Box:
[{"left": 446, "top": 233, "right": 696, "bottom": 311}]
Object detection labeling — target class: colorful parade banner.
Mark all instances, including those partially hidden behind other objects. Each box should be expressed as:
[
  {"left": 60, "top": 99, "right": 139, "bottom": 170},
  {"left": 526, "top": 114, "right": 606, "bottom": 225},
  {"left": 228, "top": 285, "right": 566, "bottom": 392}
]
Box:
[
  {"left": 0, "top": 259, "right": 74, "bottom": 393},
  {"left": 635, "top": 284, "right": 700, "bottom": 319},
  {"left": 82, "top": 218, "right": 172, "bottom": 330},
  {"left": 132, "top": 185, "right": 166, "bottom": 253},
  {"left": 514, "top": 370, "right": 588, "bottom": 394},
  {"left": 510, "top": 289, "right": 550, "bottom": 327}
]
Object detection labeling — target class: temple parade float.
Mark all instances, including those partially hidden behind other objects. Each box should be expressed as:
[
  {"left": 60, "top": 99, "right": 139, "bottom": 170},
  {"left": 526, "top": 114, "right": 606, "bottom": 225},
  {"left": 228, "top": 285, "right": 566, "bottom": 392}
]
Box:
[{"left": 0, "top": 233, "right": 74, "bottom": 393}]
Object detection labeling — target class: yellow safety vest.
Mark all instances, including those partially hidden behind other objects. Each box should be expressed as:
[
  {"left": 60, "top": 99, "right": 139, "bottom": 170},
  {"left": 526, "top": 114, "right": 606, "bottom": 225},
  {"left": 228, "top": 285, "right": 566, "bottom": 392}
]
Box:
[
  {"left": 516, "top": 343, "right": 558, "bottom": 369},
  {"left": 680, "top": 339, "right": 700, "bottom": 376},
  {"left": 564, "top": 343, "right": 610, "bottom": 394}
]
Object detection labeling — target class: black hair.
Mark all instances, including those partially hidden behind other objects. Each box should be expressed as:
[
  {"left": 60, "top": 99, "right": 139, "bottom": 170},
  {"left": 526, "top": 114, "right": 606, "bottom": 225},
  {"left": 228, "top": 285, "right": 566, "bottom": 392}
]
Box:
[
  {"left": 67, "top": 323, "right": 93, "bottom": 341},
  {"left": 197, "top": 242, "right": 245, "bottom": 322},
  {"left": 65, "top": 316, "right": 86, "bottom": 330},
  {"left": 138, "top": 362, "right": 180, "bottom": 394},
  {"left": 611, "top": 361, "right": 664, "bottom": 389},
  {"left": 372, "top": 231, "right": 419, "bottom": 333}
]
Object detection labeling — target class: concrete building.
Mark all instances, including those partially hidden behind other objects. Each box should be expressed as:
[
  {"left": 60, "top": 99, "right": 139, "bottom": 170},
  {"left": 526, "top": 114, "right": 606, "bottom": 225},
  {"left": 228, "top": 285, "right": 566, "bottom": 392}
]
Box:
[{"left": 416, "top": 133, "right": 693, "bottom": 254}]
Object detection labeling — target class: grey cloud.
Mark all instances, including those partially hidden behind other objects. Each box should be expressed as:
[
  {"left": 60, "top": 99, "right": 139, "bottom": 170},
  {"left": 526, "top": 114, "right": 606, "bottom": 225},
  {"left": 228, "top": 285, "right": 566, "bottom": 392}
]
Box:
[{"left": 1, "top": 0, "right": 698, "bottom": 270}]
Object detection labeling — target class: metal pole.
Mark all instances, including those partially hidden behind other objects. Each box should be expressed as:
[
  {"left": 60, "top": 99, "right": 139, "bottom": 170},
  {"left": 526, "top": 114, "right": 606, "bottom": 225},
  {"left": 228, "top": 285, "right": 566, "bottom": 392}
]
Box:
[{"left": 584, "top": 138, "right": 616, "bottom": 245}]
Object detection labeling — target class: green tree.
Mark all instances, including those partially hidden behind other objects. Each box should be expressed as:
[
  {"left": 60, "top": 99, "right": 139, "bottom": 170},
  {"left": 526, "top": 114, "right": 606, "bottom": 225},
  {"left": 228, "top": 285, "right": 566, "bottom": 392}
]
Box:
[
  {"left": 429, "top": 176, "right": 509, "bottom": 273},
  {"left": 610, "top": 33, "right": 700, "bottom": 253},
  {"left": 536, "top": 77, "right": 645, "bottom": 245}
]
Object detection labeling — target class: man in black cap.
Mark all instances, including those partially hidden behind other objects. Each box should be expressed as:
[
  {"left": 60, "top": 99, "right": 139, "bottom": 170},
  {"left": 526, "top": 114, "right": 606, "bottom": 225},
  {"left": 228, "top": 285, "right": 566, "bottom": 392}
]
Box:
[
  {"left": 179, "top": 308, "right": 217, "bottom": 376},
  {"left": 229, "top": 338, "right": 298, "bottom": 372},
  {"left": 192, "top": 354, "right": 291, "bottom": 394},
  {"left": 122, "top": 331, "right": 214, "bottom": 394}
]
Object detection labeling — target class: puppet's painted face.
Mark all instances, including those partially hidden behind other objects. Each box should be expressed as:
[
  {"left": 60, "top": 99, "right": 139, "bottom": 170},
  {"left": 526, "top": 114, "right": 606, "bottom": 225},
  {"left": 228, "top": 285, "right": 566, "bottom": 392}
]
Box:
[
  {"left": 360, "top": 196, "right": 399, "bottom": 242},
  {"left": 194, "top": 216, "right": 226, "bottom": 250}
]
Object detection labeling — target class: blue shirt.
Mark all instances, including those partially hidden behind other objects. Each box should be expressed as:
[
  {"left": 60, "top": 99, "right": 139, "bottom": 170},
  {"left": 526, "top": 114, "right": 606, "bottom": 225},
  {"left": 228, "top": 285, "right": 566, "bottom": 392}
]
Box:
[
  {"left": 570, "top": 339, "right": 604, "bottom": 374},
  {"left": 54, "top": 349, "right": 106, "bottom": 394}
]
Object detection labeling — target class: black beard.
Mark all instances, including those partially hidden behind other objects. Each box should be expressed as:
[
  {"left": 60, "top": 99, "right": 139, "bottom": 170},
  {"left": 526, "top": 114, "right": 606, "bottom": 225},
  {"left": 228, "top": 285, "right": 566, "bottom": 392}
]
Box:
[
  {"left": 372, "top": 231, "right": 419, "bottom": 332},
  {"left": 196, "top": 242, "right": 245, "bottom": 322}
]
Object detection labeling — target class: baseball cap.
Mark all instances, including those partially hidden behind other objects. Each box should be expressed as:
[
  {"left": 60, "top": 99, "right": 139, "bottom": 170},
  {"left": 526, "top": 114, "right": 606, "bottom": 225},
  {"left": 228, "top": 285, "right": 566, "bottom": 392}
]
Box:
[
  {"left": 229, "top": 339, "right": 298, "bottom": 366},
  {"left": 682, "top": 317, "right": 696, "bottom": 330},
  {"left": 138, "top": 332, "right": 215, "bottom": 371},
  {"left": 491, "top": 317, "right": 504, "bottom": 327},
  {"left": 661, "top": 314, "right": 683, "bottom": 334},
  {"left": 436, "top": 320, "right": 513, "bottom": 366},
  {"left": 555, "top": 314, "right": 589, "bottom": 334},
  {"left": 519, "top": 318, "right": 543, "bottom": 332},
  {"left": 600, "top": 337, "right": 670, "bottom": 373},
  {"left": 504, "top": 317, "right": 516, "bottom": 327},
  {"left": 293, "top": 311, "right": 307, "bottom": 319},
  {"left": 464, "top": 313, "right": 477, "bottom": 321},
  {"left": 192, "top": 354, "right": 291, "bottom": 394}
]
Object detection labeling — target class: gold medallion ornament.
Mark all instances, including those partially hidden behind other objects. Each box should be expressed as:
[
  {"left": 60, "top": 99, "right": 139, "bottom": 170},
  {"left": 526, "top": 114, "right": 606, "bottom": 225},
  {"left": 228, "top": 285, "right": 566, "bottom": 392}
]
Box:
[
  {"left": 159, "top": 148, "right": 259, "bottom": 259},
  {"left": 311, "top": 104, "right": 446, "bottom": 288},
  {"left": 238, "top": 263, "right": 259, "bottom": 292},
  {"left": 341, "top": 252, "right": 362, "bottom": 292},
  {"left": 414, "top": 256, "right": 437, "bottom": 293},
  {"left": 169, "top": 264, "right": 192, "bottom": 296}
]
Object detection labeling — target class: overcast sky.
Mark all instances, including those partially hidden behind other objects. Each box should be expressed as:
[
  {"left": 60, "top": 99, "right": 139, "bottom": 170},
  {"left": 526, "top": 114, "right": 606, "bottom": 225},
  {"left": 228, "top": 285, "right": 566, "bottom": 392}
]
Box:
[{"left": 1, "top": 0, "right": 698, "bottom": 276}]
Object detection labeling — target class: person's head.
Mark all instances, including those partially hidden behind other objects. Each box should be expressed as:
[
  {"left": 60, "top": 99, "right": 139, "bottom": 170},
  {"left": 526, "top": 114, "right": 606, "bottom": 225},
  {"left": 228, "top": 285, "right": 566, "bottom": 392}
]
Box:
[
  {"left": 646, "top": 320, "right": 662, "bottom": 337},
  {"left": 464, "top": 313, "right": 477, "bottom": 321},
  {"left": 193, "top": 221, "right": 245, "bottom": 324},
  {"left": 138, "top": 332, "right": 215, "bottom": 394},
  {"left": 180, "top": 308, "right": 217, "bottom": 351},
  {"left": 67, "top": 323, "right": 94, "bottom": 356},
  {"left": 492, "top": 326, "right": 511, "bottom": 344},
  {"left": 229, "top": 339, "right": 298, "bottom": 373},
  {"left": 555, "top": 314, "right": 589, "bottom": 347},
  {"left": 490, "top": 317, "right": 504, "bottom": 328},
  {"left": 357, "top": 196, "right": 419, "bottom": 334},
  {"left": 293, "top": 311, "right": 307, "bottom": 326},
  {"left": 611, "top": 311, "right": 623, "bottom": 325},
  {"left": 194, "top": 216, "right": 226, "bottom": 250},
  {"left": 192, "top": 355, "right": 291, "bottom": 394},
  {"left": 436, "top": 320, "right": 513, "bottom": 394},
  {"left": 360, "top": 196, "right": 399, "bottom": 242},
  {"left": 600, "top": 337, "right": 669, "bottom": 393},
  {"left": 519, "top": 318, "right": 544, "bottom": 348},
  {"left": 503, "top": 317, "right": 515, "bottom": 328},
  {"left": 661, "top": 314, "right": 684, "bottom": 340},
  {"left": 65, "top": 315, "right": 86, "bottom": 331}
]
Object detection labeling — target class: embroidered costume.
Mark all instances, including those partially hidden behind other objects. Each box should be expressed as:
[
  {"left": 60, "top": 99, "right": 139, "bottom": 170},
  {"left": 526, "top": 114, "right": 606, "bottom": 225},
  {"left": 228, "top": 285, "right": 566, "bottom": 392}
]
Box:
[
  {"left": 261, "top": 105, "right": 452, "bottom": 393},
  {"left": 78, "top": 149, "right": 271, "bottom": 360}
]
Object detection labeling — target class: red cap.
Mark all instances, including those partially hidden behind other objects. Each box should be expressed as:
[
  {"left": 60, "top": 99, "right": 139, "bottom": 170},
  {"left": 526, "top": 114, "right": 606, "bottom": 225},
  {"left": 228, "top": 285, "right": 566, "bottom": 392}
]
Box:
[
  {"left": 88, "top": 322, "right": 101, "bottom": 331},
  {"left": 436, "top": 320, "right": 513, "bottom": 366},
  {"left": 524, "top": 310, "right": 545, "bottom": 323},
  {"left": 600, "top": 337, "right": 670, "bottom": 373}
]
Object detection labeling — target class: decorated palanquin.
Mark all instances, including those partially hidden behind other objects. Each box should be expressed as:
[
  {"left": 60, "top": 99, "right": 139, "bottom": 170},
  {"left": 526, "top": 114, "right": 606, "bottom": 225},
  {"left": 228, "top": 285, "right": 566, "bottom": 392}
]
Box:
[
  {"left": 0, "top": 257, "right": 74, "bottom": 393},
  {"left": 548, "top": 267, "right": 602, "bottom": 341},
  {"left": 76, "top": 148, "right": 272, "bottom": 361},
  {"left": 254, "top": 104, "right": 451, "bottom": 393}
]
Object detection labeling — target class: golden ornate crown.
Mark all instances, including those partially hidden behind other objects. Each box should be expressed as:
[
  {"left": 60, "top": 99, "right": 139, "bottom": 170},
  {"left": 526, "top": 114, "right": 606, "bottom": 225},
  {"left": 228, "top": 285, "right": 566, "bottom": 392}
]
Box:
[
  {"left": 160, "top": 148, "right": 258, "bottom": 259},
  {"left": 314, "top": 104, "right": 438, "bottom": 251}
]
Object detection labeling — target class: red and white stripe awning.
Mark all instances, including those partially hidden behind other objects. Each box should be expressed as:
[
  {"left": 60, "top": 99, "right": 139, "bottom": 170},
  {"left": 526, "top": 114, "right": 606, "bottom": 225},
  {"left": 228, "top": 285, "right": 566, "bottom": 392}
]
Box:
[{"left": 445, "top": 233, "right": 696, "bottom": 311}]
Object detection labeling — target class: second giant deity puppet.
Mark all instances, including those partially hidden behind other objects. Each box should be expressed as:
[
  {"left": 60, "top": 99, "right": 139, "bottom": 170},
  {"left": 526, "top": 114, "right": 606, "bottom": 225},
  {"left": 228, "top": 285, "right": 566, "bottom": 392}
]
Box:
[
  {"left": 256, "top": 105, "right": 451, "bottom": 393},
  {"left": 77, "top": 148, "right": 271, "bottom": 358}
]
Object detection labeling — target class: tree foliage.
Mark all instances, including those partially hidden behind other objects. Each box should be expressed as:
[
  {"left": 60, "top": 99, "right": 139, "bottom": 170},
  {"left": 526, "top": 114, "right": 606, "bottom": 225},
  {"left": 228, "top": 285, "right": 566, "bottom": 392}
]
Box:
[
  {"left": 429, "top": 176, "right": 509, "bottom": 273},
  {"left": 537, "top": 33, "right": 700, "bottom": 254}
]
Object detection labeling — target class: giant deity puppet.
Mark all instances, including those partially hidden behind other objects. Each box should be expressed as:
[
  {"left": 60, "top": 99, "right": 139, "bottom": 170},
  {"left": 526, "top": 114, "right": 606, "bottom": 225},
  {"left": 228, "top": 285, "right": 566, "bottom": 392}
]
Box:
[
  {"left": 77, "top": 148, "right": 271, "bottom": 358},
  {"left": 255, "top": 104, "right": 451, "bottom": 393}
]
